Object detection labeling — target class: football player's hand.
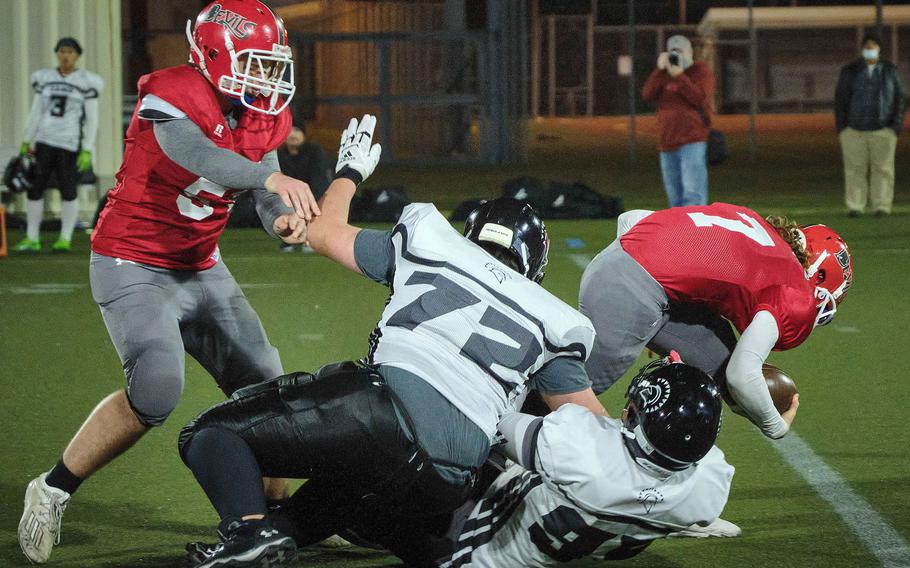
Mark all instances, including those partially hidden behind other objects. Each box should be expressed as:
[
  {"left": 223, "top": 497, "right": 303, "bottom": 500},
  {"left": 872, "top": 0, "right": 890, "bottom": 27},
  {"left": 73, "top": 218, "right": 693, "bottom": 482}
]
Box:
[
  {"left": 334, "top": 114, "right": 382, "bottom": 185},
  {"left": 657, "top": 52, "right": 670, "bottom": 70},
  {"left": 265, "top": 173, "right": 321, "bottom": 221},
  {"left": 273, "top": 213, "right": 308, "bottom": 245},
  {"left": 76, "top": 150, "right": 92, "bottom": 172},
  {"left": 20, "top": 142, "right": 31, "bottom": 156},
  {"left": 781, "top": 393, "right": 799, "bottom": 428}
]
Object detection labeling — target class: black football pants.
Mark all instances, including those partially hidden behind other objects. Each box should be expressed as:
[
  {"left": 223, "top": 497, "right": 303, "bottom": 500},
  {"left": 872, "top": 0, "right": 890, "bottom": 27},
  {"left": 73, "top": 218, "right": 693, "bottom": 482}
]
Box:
[
  {"left": 178, "top": 361, "right": 473, "bottom": 554},
  {"left": 29, "top": 142, "right": 78, "bottom": 201}
]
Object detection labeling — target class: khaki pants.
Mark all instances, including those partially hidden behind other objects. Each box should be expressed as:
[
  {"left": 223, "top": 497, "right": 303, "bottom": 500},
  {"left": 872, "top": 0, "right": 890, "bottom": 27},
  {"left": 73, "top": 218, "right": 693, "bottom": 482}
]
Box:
[{"left": 839, "top": 127, "right": 897, "bottom": 214}]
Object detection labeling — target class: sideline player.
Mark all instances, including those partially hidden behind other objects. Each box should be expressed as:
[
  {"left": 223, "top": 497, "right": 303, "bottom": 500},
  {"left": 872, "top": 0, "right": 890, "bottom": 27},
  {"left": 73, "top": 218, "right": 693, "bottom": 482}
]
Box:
[
  {"left": 18, "top": 1, "right": 318, "bottom": 564},
  {"left": 579, "top": 205, "right": 853, "bottom": 440},
  {"left": 15, "top": 37, "right": 104, "bottom": 253},
  {"left": 175, "top": 114, "right": 605, "bottom": 568}
]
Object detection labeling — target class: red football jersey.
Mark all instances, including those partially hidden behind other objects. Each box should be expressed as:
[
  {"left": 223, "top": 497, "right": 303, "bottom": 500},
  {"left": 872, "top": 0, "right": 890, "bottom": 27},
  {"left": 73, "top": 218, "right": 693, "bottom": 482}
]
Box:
[
  {"left": 92, "top": 65, "right": 291, "bottom": 270},
  {"left": 620, "top": 203, "right": 816, "bottom": 350}
]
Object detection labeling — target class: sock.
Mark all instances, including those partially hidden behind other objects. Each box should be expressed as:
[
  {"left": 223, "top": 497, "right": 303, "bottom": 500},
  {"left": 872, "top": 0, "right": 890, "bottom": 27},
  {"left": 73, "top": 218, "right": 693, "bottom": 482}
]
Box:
[
  {"left": 184, "top": 428, "right": 267, "bottom": 521},
  {"left": 45, "top": 459, "right": 83, "bottom": 495},
  {"left": 59, "top": 199, "right": 79, "bottom": 242},
  {"left": 26, "top": 199, "right": 44, "bottom": 241}
]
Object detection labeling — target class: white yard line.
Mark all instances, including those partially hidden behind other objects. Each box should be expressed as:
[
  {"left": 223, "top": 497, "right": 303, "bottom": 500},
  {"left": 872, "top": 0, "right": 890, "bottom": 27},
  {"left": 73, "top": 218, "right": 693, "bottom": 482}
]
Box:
[
  {"left": 768, "top": 433, "right": 910, "bottom": 568},
  {"left": 567, "top": 253, "right": 593, "bottom": 270}
]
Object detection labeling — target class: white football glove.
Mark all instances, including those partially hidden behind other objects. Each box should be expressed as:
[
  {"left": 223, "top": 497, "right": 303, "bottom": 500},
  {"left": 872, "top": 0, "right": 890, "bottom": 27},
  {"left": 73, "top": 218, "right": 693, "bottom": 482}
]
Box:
[{"left": 334, "top": 114, "right": 382, "bottom": 185}]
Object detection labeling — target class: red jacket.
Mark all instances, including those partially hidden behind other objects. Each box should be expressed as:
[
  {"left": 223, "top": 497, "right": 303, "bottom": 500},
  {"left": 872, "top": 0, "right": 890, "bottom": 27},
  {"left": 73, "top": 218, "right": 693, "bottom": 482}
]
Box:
[{"left": 642, "top": 61, "right": 715, "bottom": 152}]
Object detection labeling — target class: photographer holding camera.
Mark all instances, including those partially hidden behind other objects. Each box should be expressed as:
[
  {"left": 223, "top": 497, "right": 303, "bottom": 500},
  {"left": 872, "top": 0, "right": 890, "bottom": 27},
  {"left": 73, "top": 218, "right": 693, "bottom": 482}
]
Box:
[{"left": 643, "top": 35, "right": 714, "bottom": 207}]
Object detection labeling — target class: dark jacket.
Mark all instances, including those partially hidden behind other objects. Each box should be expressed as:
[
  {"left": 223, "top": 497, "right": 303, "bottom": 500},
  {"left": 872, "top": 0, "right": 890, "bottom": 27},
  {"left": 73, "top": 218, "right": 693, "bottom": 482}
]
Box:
[
  {"left": 277, "top": 142, "right": 329, "bottom": 200},
  {"left": 835, "top": 58, "right": 905, "bottom": 134},
  {"left": 642, "top": 61, "right": 715, "bottom": 152}
]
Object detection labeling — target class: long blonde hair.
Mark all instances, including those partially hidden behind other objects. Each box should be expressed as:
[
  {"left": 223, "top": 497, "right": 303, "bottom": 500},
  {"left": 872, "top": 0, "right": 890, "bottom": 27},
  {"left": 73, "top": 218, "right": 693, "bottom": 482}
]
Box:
[{"left": 765, "top": 215, "right": 809, "bottom": 268}]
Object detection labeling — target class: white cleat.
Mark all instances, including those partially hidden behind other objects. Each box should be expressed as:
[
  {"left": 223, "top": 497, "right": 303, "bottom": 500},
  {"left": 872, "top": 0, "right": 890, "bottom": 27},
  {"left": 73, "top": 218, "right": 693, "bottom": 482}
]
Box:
[
  {"left": 18, "top": 473, "right": 71, "bottom": 564},
  {"left": 668, "top": 517, "right": 742, "bottom": 539}
]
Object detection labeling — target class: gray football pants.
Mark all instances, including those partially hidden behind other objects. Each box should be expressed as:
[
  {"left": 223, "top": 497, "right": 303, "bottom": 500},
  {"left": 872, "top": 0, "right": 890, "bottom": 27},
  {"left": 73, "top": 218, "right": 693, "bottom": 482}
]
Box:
[
  {"left": 89, "top": 252, "right": 283, "bottom": 426},
  {"left": 579, "top": 241, "right": 737, "bottom": 394}
]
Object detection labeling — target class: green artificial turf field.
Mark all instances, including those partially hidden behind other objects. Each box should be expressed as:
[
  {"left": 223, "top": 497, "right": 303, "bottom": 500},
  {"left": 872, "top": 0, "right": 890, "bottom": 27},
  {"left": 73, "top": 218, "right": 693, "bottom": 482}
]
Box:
[{"left": 1, "top": 117, "right": 908, "bottom": 567}]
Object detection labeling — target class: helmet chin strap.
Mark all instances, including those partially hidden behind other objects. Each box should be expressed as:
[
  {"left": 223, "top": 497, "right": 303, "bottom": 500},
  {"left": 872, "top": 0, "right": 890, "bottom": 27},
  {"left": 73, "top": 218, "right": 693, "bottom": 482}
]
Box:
[{"left": 186, "top": 20, "right": 212, "bottom": 82}]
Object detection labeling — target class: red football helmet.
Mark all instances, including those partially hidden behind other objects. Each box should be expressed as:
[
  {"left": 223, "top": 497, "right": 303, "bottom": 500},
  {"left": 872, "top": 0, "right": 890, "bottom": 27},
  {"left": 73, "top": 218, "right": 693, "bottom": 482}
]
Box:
[
  {"left": 799, "top": 224, "right": 853, "bottom": 327},
  {"left": 186, "top": 0, "right": 294, "bottom": 115}
]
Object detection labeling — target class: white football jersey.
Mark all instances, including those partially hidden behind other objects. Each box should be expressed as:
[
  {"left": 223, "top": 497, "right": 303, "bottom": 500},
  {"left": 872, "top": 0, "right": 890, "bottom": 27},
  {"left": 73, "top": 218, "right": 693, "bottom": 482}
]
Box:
[
  {"left": 444, "top": 405, "right": 734, "bottom": 567},
  {"left": 368, "top": 204, "right": 595, "bottom": 439},
  {"left": 28, "top": 68, "right": 104, "bottom": 152}
]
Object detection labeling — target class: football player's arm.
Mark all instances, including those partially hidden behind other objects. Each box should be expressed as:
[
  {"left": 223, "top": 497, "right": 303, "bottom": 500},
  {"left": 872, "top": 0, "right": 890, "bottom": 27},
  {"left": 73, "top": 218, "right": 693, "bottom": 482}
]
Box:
[
  {"left": 23, "top": 94, "right": 44, "bottom": 149},
  {"left": 496, "top": 411, "right": 544, "bottom": 471},
  {"left": 531, "top": 357, "right": 608, "bottom": 417},
  {"left": 616, "top": 209, "right": 653, "bottom": 237},
  {"left": 146, "top": 95, "right": 316, "bottom": 219},
  {"left": 152, "top": 116, "right": 277, "bottom": 190},
  {"left": 725, "top": 310, "right": 793, "bottom": 439},
  {"left": 307, "top": 115, "right": 382, "bottom": 273},
  {"left": 250, "top": 152, "right": 304, "bottom": 242}
]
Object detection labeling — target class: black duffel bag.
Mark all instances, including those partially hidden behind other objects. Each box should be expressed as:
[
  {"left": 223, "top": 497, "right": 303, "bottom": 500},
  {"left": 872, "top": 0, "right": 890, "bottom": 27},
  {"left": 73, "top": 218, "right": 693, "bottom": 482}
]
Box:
[{"left": 349, "top": 186, "right": 410, "bottom": 222}]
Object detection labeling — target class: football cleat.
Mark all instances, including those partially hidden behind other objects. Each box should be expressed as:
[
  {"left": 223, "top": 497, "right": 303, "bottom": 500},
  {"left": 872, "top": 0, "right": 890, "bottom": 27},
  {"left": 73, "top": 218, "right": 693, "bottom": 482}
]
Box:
[
  {"left": 668, "top": 517, "right": 742, "bottom": 539},
  {"left": 13, "top": 237, "right": 41, "bottom": 253},
  {"left": 195, "top": 520, "right": 296, "bottom": 568},
  {"left": 51, "top": 238, "right": 71, "bottom": 253},
  {"left": 18, "top": 473, "right": 71, "bottom": 564}
]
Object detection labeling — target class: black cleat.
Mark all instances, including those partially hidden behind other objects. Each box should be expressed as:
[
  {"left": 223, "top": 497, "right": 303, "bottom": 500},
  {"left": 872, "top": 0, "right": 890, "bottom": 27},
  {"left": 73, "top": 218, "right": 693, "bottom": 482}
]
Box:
[
  {"left": 194, "top": 520, "right": 296, "bottom": 568},
  {"left": 186, "top": 540, "right": 216, "bottom": 566}
]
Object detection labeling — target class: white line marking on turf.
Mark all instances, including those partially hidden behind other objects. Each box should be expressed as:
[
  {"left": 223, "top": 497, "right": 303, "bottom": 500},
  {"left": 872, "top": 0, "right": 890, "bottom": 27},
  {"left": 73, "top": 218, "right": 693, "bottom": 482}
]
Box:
[
  {"left": 298, "top": 333, "right": 325, "bottom": 342},
  {"left": 568, "top": 253, "right": 592, "bottom": 270},
  {"left": 769, "top": 433, "right": 910, "bottom": 568},
  {"left": 0, "top": 283, "right": 86, "bottom": 295},
  {"left": 833, "top": 325, "right": 861, "bottom": 333}
]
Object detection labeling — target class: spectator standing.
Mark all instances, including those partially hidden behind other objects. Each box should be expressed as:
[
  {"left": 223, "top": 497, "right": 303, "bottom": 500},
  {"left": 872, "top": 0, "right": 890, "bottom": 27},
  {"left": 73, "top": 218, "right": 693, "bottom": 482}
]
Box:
[
  {"left": 835, "top": 30, "right": 905, "bottom": 217},
  {"left": 277, "top": 124, "right": 329, "bottom": 200},
  {"left": 15, "top": 37, "right": 104, "bottom": 253},
  {"left": 642, "top": 35, "right": 714, "bottom": 208}
]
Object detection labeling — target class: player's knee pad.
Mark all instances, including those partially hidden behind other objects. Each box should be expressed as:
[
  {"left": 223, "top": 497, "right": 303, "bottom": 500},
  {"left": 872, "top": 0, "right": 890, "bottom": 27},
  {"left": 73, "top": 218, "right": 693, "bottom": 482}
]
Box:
[{"left": 124, "top": 348, "right": 185, "bottom": 427}]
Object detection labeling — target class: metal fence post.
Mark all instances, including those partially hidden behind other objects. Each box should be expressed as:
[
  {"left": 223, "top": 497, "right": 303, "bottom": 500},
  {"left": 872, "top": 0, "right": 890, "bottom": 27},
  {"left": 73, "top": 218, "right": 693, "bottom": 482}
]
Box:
[{"left": 377, "top": 41, "right": 393, "bottom": 161}]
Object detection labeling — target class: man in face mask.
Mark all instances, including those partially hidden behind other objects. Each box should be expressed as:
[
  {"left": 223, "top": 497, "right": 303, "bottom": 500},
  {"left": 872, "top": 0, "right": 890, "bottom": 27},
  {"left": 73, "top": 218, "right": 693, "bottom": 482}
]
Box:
[
  {"left": 835, "top": 30, "right": 905, "bottom": 217},
  {"left": 642, "top": 35, "right": 715, "bottom": 208}
]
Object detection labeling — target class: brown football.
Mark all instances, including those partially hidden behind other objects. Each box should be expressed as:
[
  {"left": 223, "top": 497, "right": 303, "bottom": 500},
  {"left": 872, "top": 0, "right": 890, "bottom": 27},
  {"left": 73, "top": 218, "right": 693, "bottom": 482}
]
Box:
[{"left": 723, "top": 364, "right": 798, "bottom": 417}]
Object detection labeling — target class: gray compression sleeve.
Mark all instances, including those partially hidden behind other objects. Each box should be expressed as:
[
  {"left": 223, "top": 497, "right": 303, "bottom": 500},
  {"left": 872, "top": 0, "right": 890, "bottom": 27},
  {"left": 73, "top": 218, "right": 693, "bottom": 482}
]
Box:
[
  {"left": 251, "top": 151, "right": 294, "bottom": 238},
  {"left": 153, "top": 118, "right": 277, "bottom": 189}
]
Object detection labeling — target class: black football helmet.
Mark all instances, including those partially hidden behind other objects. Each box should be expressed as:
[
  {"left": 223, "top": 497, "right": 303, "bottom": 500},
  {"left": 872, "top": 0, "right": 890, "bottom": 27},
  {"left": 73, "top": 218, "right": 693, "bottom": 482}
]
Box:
[
  {"left": 463, "top": 197, "right": 549, "bottom": 283},
  {"left": 3, "top": 154, "right": 39, "bottom": 193},
  {"left": 621, "top": 359, "right": 722, "bottom": 476}
]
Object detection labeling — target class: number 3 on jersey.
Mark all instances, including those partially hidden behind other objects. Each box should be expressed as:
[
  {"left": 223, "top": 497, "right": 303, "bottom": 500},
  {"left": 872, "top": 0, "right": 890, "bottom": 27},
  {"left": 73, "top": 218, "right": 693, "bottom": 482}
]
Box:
[{"left": 687, "top": 211, "right": 774, "bottom": 246}]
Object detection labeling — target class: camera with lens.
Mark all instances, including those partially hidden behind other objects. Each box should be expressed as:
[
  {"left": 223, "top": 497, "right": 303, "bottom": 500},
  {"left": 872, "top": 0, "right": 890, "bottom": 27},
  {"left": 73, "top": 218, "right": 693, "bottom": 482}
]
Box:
[{"left": 668, "top": 52, "right": 680, "bottom": 67}]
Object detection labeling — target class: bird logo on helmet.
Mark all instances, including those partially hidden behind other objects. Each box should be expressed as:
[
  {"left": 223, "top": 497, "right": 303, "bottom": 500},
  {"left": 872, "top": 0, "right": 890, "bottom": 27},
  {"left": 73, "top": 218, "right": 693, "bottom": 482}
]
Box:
[
  {"left": 621, "top": 358, "right": 722, "bottom": 478},
  {"left": 186, "top": 0, "right": 295, "bottom": 115},
  {"left": 798, "top": 224, "right": 853, "bottom": 327},
  {"left": 463, "top": 198, "right": 550, "bottom": 283}
]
